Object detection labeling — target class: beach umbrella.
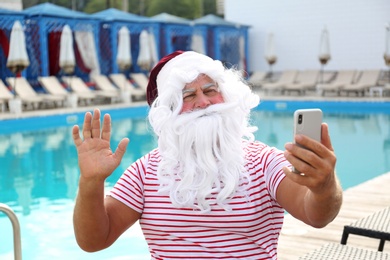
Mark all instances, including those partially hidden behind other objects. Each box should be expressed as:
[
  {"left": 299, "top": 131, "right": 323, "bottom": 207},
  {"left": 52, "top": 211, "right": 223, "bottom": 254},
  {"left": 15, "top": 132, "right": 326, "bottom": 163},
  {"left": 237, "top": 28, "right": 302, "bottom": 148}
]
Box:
[
  {"left": 238, "top": 35, "right": 246, "bottom": 72},
  {"left": 385, "top": 24, "right": 390, "bottom": 64},
  {"left": 264, "top": 33, "right": 277, "bottom": 75},
  {"left": 7, "top": 20, "right": 30, "bottom": 74},
  {"left": 318, "top": 27, "right": 331, "bottom": 84},
  {"left": 149, "top": 31, "right": 158, "bottom": 68},
  {"left": 7, "top": 20, "right": 30, "bottom": 104},
  {"left": 59, "top": 25, "right": 76, "bottom": 74},
  {"left": 137, "top": 30, "right": 152, "bottom": 71},
  {"left": 384, "top": 24, "right": 390, "bottom": 82},
  {"left": 117, "top": 26, "right": 132, "bottom": 71},
  {"left": 191, "top": 33, "right": 205, "bottom": 55},
  {"left": 319, "top": 27, "right": 331, "bottom": 65}
]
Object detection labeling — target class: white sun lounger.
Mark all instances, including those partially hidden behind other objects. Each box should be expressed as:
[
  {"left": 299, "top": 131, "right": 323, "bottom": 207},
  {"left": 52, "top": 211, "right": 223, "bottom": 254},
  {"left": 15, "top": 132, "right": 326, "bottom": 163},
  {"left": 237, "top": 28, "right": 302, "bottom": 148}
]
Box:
[
  {"left": 0, "top": 79, "right": 14, "bottom": 111},
  {"left": 109, "top": 73, "right": 146, "bottom": 102},
  {"left": 62, "top": 76, "right": 118, "bottom": 105},
  {"left": 90, "top": 74, "right": 121, "bottom": 103},
  {"left": 247, "top": 71, "right": 267, "bottom": 88},
  {"left": 261, "top": 70, "right": 298, "bottom": 94},
  {"left": 318, "top": 70, "right": 357, "bottom": 96},
  {"left": 130, "top": 73, "right": 149, "bottom": 92},
  {"left": 6, "top": 77, "right": 65, "bottom": 109},
  {"left": 283, "top": 70, "right": 320, "bottom": 95},
  {"left": 339, "top": 70, "right": 381, "bottom": 97}
]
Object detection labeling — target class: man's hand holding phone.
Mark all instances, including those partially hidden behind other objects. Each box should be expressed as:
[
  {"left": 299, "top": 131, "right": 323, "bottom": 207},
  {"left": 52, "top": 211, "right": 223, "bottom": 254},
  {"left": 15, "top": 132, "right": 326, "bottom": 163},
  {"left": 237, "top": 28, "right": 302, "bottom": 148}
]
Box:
[
  {"left": 291, "top": 109, "right": 322, "bottom": 174},
  {"left": 279, "top": 109, "right": 342, "bottom": 228}
]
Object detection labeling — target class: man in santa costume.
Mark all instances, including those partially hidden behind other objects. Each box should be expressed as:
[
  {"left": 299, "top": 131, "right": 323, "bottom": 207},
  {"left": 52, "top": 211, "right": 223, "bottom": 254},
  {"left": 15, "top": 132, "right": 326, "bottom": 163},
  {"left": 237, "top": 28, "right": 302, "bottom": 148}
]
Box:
[{"left": 72, "top": 51, "right": 342, "bottom": 259}]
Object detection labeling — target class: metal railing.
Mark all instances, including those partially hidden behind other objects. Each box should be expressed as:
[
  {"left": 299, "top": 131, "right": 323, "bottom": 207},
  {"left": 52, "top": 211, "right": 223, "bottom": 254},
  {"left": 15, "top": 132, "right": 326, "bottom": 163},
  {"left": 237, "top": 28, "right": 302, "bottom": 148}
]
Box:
[{"left": 0, "top": 203, "right": 22, "bottom": 260}]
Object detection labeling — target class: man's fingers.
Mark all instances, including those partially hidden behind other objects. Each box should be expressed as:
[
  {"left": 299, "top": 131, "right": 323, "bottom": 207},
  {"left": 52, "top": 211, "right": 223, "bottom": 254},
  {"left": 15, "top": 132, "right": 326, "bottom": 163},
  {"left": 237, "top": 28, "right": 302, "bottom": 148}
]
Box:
[
  {"left": 91, "top": 109, "right": 101, "bottom": 138},
  {"left": 114, "top": 138, "right": 130, "bottom": 161},
  {"left": 294, "top": 134, "right": 329, "bottom": 160},
  {"left": 72, "top": 125, "right": 82, "bottom": 147},
  {"left": 101, "top": 113, "right": 111, "bottom": 142},
  {"left": 321, "top": 123, "right": 334, "bottom": 151},
  {"left": 82, "top": 112, "right": 92, "bottom": 139},
  {"left": 284, "top": 148, "right": 317, "bottom": 175},
  {"left": 283, "top": 166, "right": 308, "bottom": 185}
]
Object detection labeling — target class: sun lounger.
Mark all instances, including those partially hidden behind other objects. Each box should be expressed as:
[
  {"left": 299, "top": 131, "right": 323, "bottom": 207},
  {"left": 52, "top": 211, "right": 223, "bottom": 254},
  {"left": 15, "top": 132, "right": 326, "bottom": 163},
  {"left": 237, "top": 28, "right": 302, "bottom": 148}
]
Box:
[
  {"left": 339, "top": 70, "right": 381, "bottom": 97},
  {"left": 298, "top": 243, "right": 390, "bottom": 260},
  {"left": 341, "top": 206, "right": 390, "bottom": 252},
  {"left": 130, "top": 73, "right": 149, "bottom": 92},
  {"left": 283, "top": 70, "right": 320, "bottom": 95},
  {"left": 261, "top": 70, "right": 298, "bottom": 94},
  {"left": 63, "top": 76, "right": 117, "bottom": 105},
  {"left": 38, "top": 76, "right": 69, "bottom": 97},
  {"left": 318, "top": 70, "right": 357, "bottom": 96},
  {"left": 6, "top": 77, "right": 65, "bottom": 109},
  {"left": 38, "top": 76, "right": 79, "bottom": 108},
  {"left": 247, "top": 71, "right": 267, "bottom": 88},
  {"left": 90, "top": 74, "right": 121, "bottom": 103},
  {"left": 0, "top": 79, "right": 14, "bottom": 101},
  {"left": 109, "top": 73, "right": 146, "bottom": 102},
  {"left": 0, "top": 79, "right": 14, "bottom": 111},
  {"left": 0, "top": 99, "right": 5, "bottom": 112},
  {"left": 383, "top": 83, "right": 390, "bottom": 97}
]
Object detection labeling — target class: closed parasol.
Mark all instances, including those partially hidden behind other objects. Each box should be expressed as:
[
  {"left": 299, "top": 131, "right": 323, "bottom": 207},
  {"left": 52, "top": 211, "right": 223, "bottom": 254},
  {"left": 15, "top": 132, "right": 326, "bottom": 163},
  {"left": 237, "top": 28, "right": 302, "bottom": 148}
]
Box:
[
  {"left": 318, "top": 26, "right": 331, "bottom": 84},
  {"left": 7, "top": 20, "right": 29, "bottom": 110},
  {"left": 238, "top": 34, "right": 246, "bottom": 72},
  {"left": 384, "top": 24, "right": 390, "bottom": 82},
  {"left": 7, "top": 20, "right": 30, "bottom": 74},
  {"left": 59, "top": 25, "right": 76, "bottom": 74},
  {"left": 149, "top": 31, "right": 158, "bottom": 68},
  {"left": 117, "top": 26, "right": 132, "bottom": 71},
  {"left": 137, "top": 30, "right": 152, "bottom": 71},
  {"left": 265, "top": 33, "right": 277, "bottom": 75},
  {"left": 319, "top": 27, "right": 331, "bottom": 65}
]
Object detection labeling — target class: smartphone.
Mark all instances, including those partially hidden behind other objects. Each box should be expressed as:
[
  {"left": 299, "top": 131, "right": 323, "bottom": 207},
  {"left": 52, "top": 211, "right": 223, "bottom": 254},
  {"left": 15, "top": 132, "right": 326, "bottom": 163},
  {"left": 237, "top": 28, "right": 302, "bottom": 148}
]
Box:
[{"left": 292, "top": 109, "right": 323, "bottom": 173}]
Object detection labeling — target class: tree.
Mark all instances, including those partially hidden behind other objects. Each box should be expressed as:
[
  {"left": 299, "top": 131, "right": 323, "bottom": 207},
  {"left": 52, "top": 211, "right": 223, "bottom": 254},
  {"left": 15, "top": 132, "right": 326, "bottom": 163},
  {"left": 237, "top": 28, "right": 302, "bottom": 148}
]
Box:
[
  {"left": 203, "top": 0, "right": 218, "bottom": 17},
  {"left": 23, "top": 0, "right": 220, "bottom": 17},
  {"left": 146, "top": 0, "right": 200, "bottom": 19},
  {"left": 23, "top": 0, "right": 90, "bottom": 10},
  {"left": 83, "top": 0, "right": 123, "bottom": 13}
]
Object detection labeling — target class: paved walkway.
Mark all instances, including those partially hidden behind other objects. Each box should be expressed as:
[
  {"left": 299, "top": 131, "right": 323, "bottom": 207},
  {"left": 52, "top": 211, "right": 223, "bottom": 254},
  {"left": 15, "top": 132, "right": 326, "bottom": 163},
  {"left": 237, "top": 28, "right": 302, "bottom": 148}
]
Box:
[{"left": 278, "top": 171, "right": 390, "bottom": 259}]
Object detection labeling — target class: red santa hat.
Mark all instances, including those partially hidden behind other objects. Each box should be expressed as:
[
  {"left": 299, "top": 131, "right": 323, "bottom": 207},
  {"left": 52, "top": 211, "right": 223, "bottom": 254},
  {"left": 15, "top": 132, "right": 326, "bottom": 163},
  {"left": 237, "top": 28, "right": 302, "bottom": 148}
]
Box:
[{"left": 146, "top": 50, "right": 184, "bottom": 106}]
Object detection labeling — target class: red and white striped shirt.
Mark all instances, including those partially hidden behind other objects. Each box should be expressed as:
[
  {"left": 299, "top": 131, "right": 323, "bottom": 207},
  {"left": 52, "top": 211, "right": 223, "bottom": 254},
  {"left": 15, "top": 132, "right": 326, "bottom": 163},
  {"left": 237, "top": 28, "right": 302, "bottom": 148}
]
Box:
[{"left": 110, "top": 140, "right": 289, "bottom": 259}]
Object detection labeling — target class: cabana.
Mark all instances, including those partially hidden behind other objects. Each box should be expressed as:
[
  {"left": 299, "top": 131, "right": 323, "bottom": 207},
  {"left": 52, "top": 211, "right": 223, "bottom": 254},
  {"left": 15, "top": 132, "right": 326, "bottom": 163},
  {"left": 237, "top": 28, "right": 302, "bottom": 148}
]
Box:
[
  {"left": 151, "top": 13, "right": 194, "bottom": 57},
  {"left": 22, "top": 3, "right": 100, "bottom": 82},
  {"left": 0, "top": 8, "right": 26, "bottom": 83},
  {"left": 91, "top": 8, "right": 159, "bottom": 75},
  {"left": 193, "top": 14, "right": 250, "bottom": 72}
]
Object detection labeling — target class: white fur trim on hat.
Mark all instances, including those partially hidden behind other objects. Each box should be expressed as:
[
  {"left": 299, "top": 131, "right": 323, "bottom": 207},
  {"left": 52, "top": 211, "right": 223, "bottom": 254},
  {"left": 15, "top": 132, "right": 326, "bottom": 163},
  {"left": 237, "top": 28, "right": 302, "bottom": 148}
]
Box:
[{"left": 156, "top": 51, "right": 225, "bottom": 95}]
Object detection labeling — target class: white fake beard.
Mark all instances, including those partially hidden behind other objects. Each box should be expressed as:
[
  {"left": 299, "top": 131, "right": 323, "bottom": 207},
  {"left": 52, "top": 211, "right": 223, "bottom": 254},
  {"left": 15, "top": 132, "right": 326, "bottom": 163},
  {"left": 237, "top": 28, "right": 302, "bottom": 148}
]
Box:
[{"left": 157, "top": 102, "right": 252, "bottom": 213}]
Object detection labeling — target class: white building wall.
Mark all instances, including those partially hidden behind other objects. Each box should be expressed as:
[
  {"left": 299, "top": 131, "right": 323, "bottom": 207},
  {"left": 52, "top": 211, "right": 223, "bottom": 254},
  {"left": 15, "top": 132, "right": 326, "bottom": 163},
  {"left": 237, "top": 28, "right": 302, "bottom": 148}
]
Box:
[
  {"left": 225, "top": 0, "right": 390, "bottom": 72},
  {"left": 0, "top": 0, "right": 23, "bottom": 10}
]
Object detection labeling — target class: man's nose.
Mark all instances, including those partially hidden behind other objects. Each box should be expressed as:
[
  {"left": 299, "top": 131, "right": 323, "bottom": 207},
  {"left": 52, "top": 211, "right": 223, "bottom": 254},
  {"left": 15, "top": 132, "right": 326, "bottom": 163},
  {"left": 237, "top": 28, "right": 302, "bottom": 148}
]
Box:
[{"left": 194, "top": 93, "right": 211, "bottom": 108}]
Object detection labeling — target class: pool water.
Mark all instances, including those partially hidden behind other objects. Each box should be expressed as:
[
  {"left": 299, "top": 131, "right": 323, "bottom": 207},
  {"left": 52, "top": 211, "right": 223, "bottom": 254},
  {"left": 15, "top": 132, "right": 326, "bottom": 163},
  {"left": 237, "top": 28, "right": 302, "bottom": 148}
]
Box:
[{"left": 1, "top": 109, "right": 389, "bottom": 259}]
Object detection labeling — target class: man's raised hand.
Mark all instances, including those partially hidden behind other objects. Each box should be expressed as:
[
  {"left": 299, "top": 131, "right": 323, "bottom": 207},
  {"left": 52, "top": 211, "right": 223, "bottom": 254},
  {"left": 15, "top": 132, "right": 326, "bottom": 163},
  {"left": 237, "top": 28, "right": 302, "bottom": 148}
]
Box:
[{"left": 72, "top": 108, "right": 129, "bottom": 181}]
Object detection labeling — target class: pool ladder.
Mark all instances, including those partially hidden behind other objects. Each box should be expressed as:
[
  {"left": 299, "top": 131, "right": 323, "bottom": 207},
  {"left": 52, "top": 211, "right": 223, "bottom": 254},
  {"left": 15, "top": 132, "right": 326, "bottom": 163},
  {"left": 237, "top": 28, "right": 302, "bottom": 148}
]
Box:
[{"left": 0, "top": 203, "right": 22, "bottom": 260}]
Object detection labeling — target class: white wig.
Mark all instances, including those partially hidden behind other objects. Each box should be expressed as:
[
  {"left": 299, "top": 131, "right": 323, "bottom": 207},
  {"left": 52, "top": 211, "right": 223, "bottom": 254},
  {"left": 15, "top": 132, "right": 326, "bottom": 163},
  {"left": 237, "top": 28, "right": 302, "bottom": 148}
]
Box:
[{"left": 148, "top": 51, "right": 260, "bottom": 136}]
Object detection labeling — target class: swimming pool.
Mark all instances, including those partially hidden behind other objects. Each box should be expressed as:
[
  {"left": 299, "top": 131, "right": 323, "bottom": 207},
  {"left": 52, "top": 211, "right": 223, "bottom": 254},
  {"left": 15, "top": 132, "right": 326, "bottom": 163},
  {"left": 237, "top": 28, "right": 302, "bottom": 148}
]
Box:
[{"left": 1, "top": 100, "right": 390, "bottom": 259}]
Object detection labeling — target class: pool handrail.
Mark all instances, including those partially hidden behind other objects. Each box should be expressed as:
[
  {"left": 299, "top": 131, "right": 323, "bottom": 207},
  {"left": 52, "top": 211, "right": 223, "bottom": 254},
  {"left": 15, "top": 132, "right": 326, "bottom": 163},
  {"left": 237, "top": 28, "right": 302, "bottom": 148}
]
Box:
[{"left": 0, "top": 203, "right": 22, "bottom": 260}]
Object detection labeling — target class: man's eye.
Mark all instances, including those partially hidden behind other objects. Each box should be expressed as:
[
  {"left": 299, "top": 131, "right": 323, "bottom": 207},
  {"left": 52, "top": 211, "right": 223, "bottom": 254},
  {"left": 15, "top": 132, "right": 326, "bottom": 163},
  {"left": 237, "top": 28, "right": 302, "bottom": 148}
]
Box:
[
  {"left": 204, "top": 87, "right": 218, "bottom": 95},
  {"left": 183, "top": 94, "right": 196, "bottom": 101}
]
